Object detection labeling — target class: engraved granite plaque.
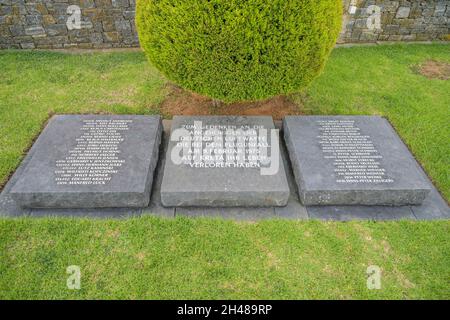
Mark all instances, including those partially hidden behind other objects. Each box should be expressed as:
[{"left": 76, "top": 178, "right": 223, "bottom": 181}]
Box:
[
  {"left": 160, "top": 116, "right": 290, "bottom": 207},
  {"left": 283, "top": 116, "right": 431, "bottom": 206},
  {"left": 10, "top": 115, "right": 162, "bottom": 208}
]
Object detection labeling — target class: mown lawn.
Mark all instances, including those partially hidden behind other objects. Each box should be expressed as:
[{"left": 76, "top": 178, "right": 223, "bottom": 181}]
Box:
[
  {"left": 0, "top": 217, "right": 449, "bottom": 299},
  {"left": 0, "top": 44, "right": 449, "bottom": 299}
]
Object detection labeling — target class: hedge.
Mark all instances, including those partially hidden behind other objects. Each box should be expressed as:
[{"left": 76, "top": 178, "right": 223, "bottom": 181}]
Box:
[{"left": 136, "top": 0, "right": 342, "bottom": 103}]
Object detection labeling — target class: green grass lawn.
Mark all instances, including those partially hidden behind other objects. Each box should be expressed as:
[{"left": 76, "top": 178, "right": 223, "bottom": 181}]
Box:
[
  {"left": 0, "top": 44, "right": 449, "bottom": 299},
  {"left": 0, "top": 217, "right": 449, "bottom": 299}
]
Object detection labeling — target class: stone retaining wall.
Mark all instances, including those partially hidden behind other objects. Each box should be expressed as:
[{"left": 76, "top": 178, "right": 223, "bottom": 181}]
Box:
[
  {"left": 0, "top": 0, "right": 449, "bottom": 49},
  {"left": 340, "top": 0, "right": 449, "bottom": 42},
  {"left": 0, "top": 0, "right": 139, "bottom": 49}
]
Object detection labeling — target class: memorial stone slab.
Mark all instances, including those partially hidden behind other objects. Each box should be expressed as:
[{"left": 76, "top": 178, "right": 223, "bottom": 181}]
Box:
[
  {"left": 283, "top": 116, "right": 431, "bottom": 206},
  {"left": 161, "top": 116, "right": 290, "bottom": 207},
  {"left": 10, "top": 115, "right": 162, "bottom": 208}
]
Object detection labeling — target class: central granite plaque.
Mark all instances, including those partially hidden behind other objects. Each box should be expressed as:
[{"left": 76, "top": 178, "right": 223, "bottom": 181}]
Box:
[
  {"left": 160, "top": 116, "right": 290, "bottom": 207},
  {"left": 283, "top": 116, "right": 431, "bottom": 206},
  {"left": 10, "top": 115, "right": 162, "bottom": 208}
]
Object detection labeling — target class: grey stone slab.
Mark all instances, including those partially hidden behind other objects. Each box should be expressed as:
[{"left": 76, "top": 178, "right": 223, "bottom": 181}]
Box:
[
  {"left": 274, "top": 134, "right": 308, "bottom": 220},
  {"left": 1, "top": 139, "right": 38, "bottom": 194},
  {"left": 1, "top": 118, "right": 445, "bottom": 222},
  {"left": 0, "top": 125, "right": 40, "bottom": 216},
  {"left": 284, "top": 116, "right": 431, "bottom": 206},
  {"left": 10, "top": 115, "right": 162, "bottom": 208},
  {"left": 0, "top": 193, "right": 30, "bottom": 217},
  {"left": 176, "top": 207, "right": 276, "bottom": 221},
  {"left": 307, "top": 205, "right": 416, "bottom": 221},
  {"left": 411, "top": 189, "right": 450, "bottom": 220},
  {"left": 161, "top": 116, "right": 290, "bottom": 207},
  {"left": 142, "top": 121, "right": 175, "bottom": 218},
  {"left": 406, "top": 152, "right": 450, "bottom": 220},
  {"left": 275, "top": 200, "right": 308, "bottom": 220}
]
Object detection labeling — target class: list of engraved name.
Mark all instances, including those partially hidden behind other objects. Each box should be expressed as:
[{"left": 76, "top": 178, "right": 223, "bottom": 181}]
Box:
[
  {"left": 55, "top": 119, "right": 131, "bottom": 185},
  {"left": 317, "top": 120, "right": 393, "bottom": 184}
]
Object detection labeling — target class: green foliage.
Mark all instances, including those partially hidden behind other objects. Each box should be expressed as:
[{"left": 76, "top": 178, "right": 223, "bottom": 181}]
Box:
[{"left": 136, "top": 0, "right": 342, "bottom": 102}]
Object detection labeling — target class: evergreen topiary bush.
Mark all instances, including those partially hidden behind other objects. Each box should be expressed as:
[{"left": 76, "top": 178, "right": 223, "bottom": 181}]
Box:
[{"left": 136, "top": 0, "right": 342, "bottom": 103}]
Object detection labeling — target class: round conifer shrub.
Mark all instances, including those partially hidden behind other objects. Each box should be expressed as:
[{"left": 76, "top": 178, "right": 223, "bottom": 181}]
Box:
[{"left": 136, "top": 0, "right": 342, "bottom": 103}]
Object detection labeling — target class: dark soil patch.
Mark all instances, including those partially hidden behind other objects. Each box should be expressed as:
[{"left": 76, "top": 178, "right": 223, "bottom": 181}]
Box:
[
  {"left": 160, "top": 84, "right": 302, "bottom": 120},
  {"left": 416, "top": 60, "right": 450, "bottom": 80}
]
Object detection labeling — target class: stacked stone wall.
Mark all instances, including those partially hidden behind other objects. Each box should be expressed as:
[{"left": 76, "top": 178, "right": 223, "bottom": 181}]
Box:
[{"left": 0, "top": 0, "right": 449, "bottom": 49}]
